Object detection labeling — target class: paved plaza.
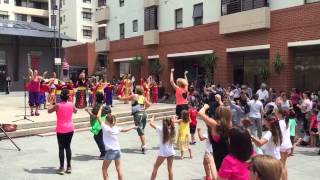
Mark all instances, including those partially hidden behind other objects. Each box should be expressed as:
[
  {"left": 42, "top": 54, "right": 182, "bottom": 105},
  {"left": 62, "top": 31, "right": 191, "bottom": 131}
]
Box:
[{"left": 0, "top": 119, "right": 319, "bottom": 180}]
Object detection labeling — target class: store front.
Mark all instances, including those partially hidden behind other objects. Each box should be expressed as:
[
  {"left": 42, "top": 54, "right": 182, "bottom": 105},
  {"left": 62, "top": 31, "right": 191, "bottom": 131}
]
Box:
[
  {"left": 293, "top": 45, "right": 320, "bottom": 91},
  {"left": 231, "top": 50, "right": 269, "bottom": 91}
]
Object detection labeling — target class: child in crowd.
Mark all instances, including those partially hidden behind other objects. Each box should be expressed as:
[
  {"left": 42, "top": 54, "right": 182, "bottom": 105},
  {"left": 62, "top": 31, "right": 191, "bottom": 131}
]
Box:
[
  {"left": 85, "top": 92, "right": 109, "bottom": 159},
  {"left": 152, "top": 82, "right": 159, "bottom": 104},
  {"left": 198, "top": 127, "right": 216, "bottom": 180},
  {"left": 96, "top": 106, "right": 137, "bottom": 180},
  {"left": 277, "top": 109, "right": 292, "bottom": 165},
  {"left": 176, "top": 110, "right": 192, "bottom": 159},
  {"left": 189, "top": 102, "right": 198, "bottom": 145},
  {"left": 198, "top": 105, "right": 232, "bottom": 170},
  {"left": 309, "top": 109, "right": 319, "bottom": 147},
  {"left": 251, "top": 114, "right": 283, "bottom": 160},
  {"left": 39, "top": 80, "right": 49, "bottom": 109},
  {"left": 250, "top": 155, "right": 284, "bottom": 180},
  {"left": 149, "top": 116, "right": 176, "bottom": 180},
  {"left": 88, "top": 86, "right": 93, "bottom": 107},
  {"left": 217, "top": 127, "right": 254, "bottom": 180},
  {"left": 288, "top": 109, "right": 297, "bottom": 155}
]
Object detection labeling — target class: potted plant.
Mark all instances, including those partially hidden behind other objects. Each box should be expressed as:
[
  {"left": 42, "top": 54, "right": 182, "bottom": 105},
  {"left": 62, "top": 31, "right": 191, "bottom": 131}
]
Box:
[
  {"left": 259, "top": 64, "right": 269, "bottom": 82},
  {"left": 150, "top": 58, "right": 162, "bottom": 81},
  {"left": 202, "top": 53, "right": 218, "bottom": 83},
  {"left": 273, "top": 53, "right": 284, "bottom": 74}
]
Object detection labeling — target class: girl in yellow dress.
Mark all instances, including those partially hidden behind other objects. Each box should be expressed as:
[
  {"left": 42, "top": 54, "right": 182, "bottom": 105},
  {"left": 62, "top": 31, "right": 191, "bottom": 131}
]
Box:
[{"left": 176, "top": 110, "right": 192, "bottom": 159}]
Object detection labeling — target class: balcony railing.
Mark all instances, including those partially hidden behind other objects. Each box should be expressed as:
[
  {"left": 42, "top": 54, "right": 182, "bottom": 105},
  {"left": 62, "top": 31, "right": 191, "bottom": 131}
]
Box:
[{"left": 221, "top": 0, "right": 269, "bottom": 16}]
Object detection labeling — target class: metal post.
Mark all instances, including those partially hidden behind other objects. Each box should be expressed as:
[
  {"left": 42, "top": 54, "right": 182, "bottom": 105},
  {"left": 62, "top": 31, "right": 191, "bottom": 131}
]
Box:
[
  {"left": 52, "top": 0, "right": 57, "bottom": 74},
  {"left": 58, "top": 0, "right": 61, "bottom": 78}
]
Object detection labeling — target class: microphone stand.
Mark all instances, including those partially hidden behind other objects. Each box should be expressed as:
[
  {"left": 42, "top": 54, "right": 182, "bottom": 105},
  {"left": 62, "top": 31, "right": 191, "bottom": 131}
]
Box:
[{"left": 14, "top": 76, "right": 34, "bottom": 122}]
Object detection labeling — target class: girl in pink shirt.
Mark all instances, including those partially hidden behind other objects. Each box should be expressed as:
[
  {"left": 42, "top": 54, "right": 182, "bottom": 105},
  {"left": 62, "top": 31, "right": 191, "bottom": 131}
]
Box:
[
  {"left": 217, "top": 127, "right": 253, "bottom": 180},
  {"left": 48, "top": 89, "right": 77, "bottom": 175}
]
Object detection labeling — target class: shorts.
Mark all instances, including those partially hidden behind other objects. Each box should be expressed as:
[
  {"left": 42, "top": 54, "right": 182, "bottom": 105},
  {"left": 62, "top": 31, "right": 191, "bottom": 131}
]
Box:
[
  {"left": 133, "top": 112, "right": 147, "bottom": 136},
  {"left": 176, "top": 104, "right": 189, "bottom": 119},
  {"left": 290, "top": 136, "right": 295, "bottom": 145},
  {"left": 190, "top": 125, "right": 196, "bottom": 134},
  {"left": 29, "top": 92, "right": 39, "bottom": 107},
  {"left": 311, "top": 128, "right": 318, "bottom": 133},
  {"left": 104, "top": 149, "right": 121, "bottom": 160}
]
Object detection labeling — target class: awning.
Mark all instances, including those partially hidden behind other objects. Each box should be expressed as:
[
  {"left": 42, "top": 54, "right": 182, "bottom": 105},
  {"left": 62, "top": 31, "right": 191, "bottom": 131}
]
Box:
[
  {"left": 226, "top": 44, "right": 270, "bottom": 53},
  {"left": 288, "top": 39, "right": 320, "bottom": 47},
  {"left": 148, "top": 55, "right": 159, "bottom": 59},
  {"left": 167, "top": 50, "right": 213, "bottom": 58},
  {"left": 113, "top": 57, "right": 134, "bottom": 62}
]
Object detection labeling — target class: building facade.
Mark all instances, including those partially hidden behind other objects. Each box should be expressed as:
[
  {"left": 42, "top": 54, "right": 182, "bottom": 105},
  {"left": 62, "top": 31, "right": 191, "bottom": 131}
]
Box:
[
  {"left": 57, "top": 0, "right": 98, "bottom": 47},
  {"left": 65, "top": 0, "right": 320, "bottom": 92},
  {"left": 0, "top": 0, "right": 52, "bottom": 26}
]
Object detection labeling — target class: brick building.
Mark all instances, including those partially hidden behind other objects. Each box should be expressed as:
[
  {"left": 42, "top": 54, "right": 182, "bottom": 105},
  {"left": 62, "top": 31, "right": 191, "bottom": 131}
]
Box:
[{"left": 65, "top": 0, "right": 320, "bottom": 92}]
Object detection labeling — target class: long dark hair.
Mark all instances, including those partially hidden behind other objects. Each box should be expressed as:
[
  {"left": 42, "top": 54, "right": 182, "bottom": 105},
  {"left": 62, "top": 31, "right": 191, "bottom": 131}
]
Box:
[
  {"left": 278, "top": 108, "right": 289, "bottom": 128},
  {"left": 215, "top": 106, "right": 232, "bottom": 141},
  {"left": 162, "top": 118, "right": 176, "bottom": 144},
  {"left": 265, "top": 114, "right": 282, "bottom": 146},
  {"left": 181, "top": 110, "right": 189, "bottom": 123},
  {"left": 229, "top": 127, "right": 253, "bottom": 162}
]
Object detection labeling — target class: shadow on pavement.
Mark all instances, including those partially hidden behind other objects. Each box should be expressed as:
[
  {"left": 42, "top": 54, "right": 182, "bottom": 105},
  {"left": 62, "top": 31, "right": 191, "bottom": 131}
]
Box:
[
  {"left": 72, "top": 154, "right": 98, "bottom": 161},
  {"left": 121, "top": 148, "right": 144, "bottom": 154},
  {"left": 296, "top": 150, "right": 319, "bottom": 156},
  {"left": 24, "top": 167, "right": 57, "bottom": 174}
]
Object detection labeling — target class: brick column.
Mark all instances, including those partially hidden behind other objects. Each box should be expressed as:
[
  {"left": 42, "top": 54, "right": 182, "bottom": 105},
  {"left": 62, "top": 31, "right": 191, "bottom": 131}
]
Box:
[{"left": 214, "top": 49, "right": 233, "bottom": 86}]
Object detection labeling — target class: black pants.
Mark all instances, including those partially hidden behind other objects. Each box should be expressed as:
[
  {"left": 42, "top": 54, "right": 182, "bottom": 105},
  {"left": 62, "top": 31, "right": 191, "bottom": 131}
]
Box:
[
  {"left": 93, "top": 130, "right": 105, "bottom": 155},
  {"left": 57, "top": 131, "right": 74, "bottom": 168}
]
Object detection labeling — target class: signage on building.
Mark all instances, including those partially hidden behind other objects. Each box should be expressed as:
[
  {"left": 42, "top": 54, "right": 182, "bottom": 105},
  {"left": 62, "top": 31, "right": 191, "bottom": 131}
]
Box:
[{"left": 54, "top": 58, "right": 62, "bottom": 65}]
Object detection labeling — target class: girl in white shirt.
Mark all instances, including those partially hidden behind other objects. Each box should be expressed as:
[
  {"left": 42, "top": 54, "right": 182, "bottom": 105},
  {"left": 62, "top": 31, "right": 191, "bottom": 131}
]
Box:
[
  {"left": 149, "top": 116, "right": 176, "bottom": 180},
  {"left": 277, "top": 109, "right": 292, "bottom": 165},
  {"left": 96, "top": 106, "right": 137, "bottom": 180},
  {"left": 251, "top": 114, "right": 283, "bottom": 160},
  {"left": 197, "top": 127, "right": 217, "bottom": 180}
]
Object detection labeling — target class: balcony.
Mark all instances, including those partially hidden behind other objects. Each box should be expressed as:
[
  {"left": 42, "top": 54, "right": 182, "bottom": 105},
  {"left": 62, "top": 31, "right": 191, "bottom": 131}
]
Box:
[
  {"left": 13, "top": 6, "right": 49, "bottom": 17},
  {"left": 95, "top": 38, "right": 110, "bottom": 52},
  {"left": 95, "top": 6, "right": 110, "bottom": 24},
  {"left": 144, "top": 0, "right": 159, "bottom": 8},
  {"left": 220, "top": 0, "right": 270, "bottom": 34},
  {"left": 143, "top": 30, "right": 159, "bottom": 45}
]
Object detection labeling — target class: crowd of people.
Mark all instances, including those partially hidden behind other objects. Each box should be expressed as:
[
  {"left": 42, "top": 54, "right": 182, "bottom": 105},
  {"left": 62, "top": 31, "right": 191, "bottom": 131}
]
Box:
[{"left": 25, "top": 67, "right": 320, "bottom": 180}]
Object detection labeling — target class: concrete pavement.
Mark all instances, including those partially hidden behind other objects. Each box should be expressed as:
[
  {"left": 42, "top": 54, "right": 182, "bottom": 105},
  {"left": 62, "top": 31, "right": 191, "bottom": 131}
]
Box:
[{"left": 0, "top": 120, "right": 319, "bottom": 180}]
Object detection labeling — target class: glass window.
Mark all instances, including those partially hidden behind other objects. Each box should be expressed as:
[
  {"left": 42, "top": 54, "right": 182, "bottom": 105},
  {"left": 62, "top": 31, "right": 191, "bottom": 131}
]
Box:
[
  {"left": 221, "top": 0, "right": 269, "bottom": 16},
  {"left": 294, "top": 48, "right": 320, "bottom": 91},
  {"left": 133, "top": 20, "right": 138, "bottom": 32},
  {"left": 119, "top": 23, "right": 125, "bottom": 39},
  {"left": 120, "top": 62, "right": 130, "bottom": 77},
  {"left": 98, "top": 0, "right": 106, "bottom": 7},
  {"left": 82, "top": 8, "right": 92, "bottom": 21},
  {"left": 305, "top": 0, "right": 320, "bottom": 3},
  {"left": 0, "top": 51, "right": 6, "bottom": 65},
  {"left": 119, "top": 0, "right": 124, "bottom": 7},
  {"left": 144, "top": 6, "right": 158, "bottom": 31},
  {"left": 0, "top": 11, "right": 9, "bottom": 20},
  {"left": 175, "top": 8, "right": 183, "bottom": 29},
  {"left": 4, "top": 0, "right": 9, "bottom": 4},
  {"left": 193, "top": 3, "right": 203, "bottom": 26},
  {"left": 98, "top": 26, "right": 106, "bottom": 40},
  {"left": 83, "top": 26, "right": 92, "bottom": 38},
  {"left": 15, "top": 14, "right": 27, "bottom": 21},
  {"left": 83, "top": 0, "right": 91, "bottom": 3}
]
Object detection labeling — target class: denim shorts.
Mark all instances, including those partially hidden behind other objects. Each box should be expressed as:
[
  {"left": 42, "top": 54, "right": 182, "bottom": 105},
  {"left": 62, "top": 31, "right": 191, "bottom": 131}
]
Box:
[{"left": 104, "top": 149, "right": 121, "bottom": 161}]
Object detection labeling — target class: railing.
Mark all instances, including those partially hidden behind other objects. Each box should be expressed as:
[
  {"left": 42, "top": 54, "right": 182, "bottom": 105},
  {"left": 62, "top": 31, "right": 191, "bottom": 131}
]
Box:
[{"left": 221, "top": 0, "right": 269, "bottom": 16}]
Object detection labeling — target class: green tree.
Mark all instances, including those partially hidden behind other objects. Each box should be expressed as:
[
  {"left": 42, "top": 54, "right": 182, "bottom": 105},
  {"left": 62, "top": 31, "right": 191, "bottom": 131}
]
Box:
[{"left": 202, "top": 53, "right": 218, "bottom": 83}]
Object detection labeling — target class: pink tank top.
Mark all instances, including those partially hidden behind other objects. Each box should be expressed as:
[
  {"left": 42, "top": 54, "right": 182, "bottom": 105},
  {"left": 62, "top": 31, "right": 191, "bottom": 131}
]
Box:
[
  {"left": 56, "top": 102, "right": 74, "bottom": 133},
  {"left": 29, "top": 78, "right": 40, "bottom": 92},
  {"left": 176, "top": 87, "right": 188, "bottom": 105}
]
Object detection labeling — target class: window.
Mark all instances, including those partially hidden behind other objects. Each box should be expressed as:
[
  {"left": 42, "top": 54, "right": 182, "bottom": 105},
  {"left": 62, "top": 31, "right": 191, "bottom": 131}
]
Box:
[
  {"left": 0, "top": 51, "right": 6, "bottom": 65},
  {"left": 98, "top": 26, "right": 106, "bottom": 40},
  {"left": 221, "top": 0, "right": 269, "bottom": 16},
  {"left": 63, "top": 15, "right": 65, "bottom": 22},
  {"left": 119, "top": 23, "right": 125, "bottom": 39},
  {"left": 175, "top": 8, "right": 183, "bottom": 29},
  {"left": 119, "top": 0, "right": 124, "bottom": 7},
  {"left": 83, "top": 0, "right": 91, "bottom": 3},
  {"left": 82, "top": 8, "right": 92, "bottom": 21},
  {"left": 83, "top": 26, "right": 92, "bottom": 38},
  {"left": 0, "top": 11, "right": 9, "bottom": 20},
  {"left": 59, "top": 16, "right": 62, "bottom": 25},
  {"left": 144, "top": 6, "right": 158, "bottom": 31},
  {"left": 4, "top": 0, "right": 9, "bottom": 4},
  {"left": 305, "top": 0, "right": 320, "bottom": 3},
  {"left": 51, "top": 14, "right": 56, "bottom": 27},
  {"left": 98, "top": 0, "right": 106, "bottom": 7},
  {"left": 16, "top": 14, "right": 27, "bottom": 21},
  {"left": 193, "top": 3, "right": 203, "bottom": 26},
  {"left": 132, "top": 20, "right": 138, "bottom": 32}
]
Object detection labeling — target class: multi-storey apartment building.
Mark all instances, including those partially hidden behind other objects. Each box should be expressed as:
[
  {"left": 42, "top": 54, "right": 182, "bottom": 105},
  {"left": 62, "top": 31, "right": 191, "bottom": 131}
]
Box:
[
  {"left": 0, "top": 0, "right": 51, "bottom": 26},
  {"left": 65, "top": 0, "right": 320, "bottom": 92},
  {"left": 57, "top": 0, "right": 98, "bottom": 47}
]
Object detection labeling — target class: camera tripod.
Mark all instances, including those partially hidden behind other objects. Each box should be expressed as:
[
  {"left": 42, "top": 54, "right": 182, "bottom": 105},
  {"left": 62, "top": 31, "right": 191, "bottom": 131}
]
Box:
[{"left": 0, "top": 125, "right": 21, "bottom": 151}]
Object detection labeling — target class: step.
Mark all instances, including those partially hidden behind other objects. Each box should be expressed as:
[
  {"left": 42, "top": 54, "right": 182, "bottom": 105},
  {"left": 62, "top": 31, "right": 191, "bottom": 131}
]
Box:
[
  {"left": 0, "top": 111, "right": 176, "bottom": 138},
  {"left": 15, "top": 107, "right": 175, "bottom": 130}
]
